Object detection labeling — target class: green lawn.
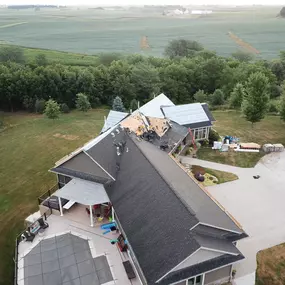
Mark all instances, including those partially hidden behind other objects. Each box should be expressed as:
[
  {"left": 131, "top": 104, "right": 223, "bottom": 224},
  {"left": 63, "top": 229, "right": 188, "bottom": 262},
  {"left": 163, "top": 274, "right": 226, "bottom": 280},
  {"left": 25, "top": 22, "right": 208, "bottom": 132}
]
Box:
[
  {"left": 197, "top": 111, "right": 285, "bottom": 168},
  {"left": 0, "top": 44, "right": 99, "bottom": 66},
  {"left": 0, "top": 110, "right": 107, "bottom": 285},
  {"left": 256, "top": 243, "right": 285, "bottom": 285}
]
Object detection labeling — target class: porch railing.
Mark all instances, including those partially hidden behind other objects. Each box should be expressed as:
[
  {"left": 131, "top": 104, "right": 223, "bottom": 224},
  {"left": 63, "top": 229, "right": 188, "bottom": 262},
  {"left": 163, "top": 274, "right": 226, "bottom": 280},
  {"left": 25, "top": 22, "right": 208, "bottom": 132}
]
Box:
[
  {"left": 13, "top": 208, "right": 52, "bottom": 285},
  {"left": 38, "top": 184, "right": 58, "bottom": 205}
]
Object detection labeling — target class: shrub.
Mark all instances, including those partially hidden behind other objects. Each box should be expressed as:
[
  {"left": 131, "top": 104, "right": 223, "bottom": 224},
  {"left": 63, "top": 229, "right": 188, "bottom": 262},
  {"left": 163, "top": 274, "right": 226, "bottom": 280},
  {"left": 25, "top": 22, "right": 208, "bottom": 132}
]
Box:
[
  {"left": 60, "top": 103, "right": 70, "bottom": 113},
  {"left": 44, "top": 99, "right": 61, "bottom": 119},
  {"left": 210, "top": 89, "right": 225, "bottom": 106},
  {"left": 194, "top": 90, "right": 208, "bottom": 103},
  {"left": 35, "top": 99, "right": 46, "bottom": 114},
  {"left": 208, "top": 129, "right": 220, "bottom": 145},
  {"left": 76, "top": 93, "right": 91, "bottom": 112},
  {"left": 268, "top": 101, "right": 279, "bottom": 114}
]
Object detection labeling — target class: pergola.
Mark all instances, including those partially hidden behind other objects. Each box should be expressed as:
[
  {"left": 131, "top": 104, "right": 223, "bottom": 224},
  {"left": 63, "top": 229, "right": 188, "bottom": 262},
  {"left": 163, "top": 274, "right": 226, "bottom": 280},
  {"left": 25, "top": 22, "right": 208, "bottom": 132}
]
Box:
[{"left": 53, "top": 178, "right": 110, "bottom": 227}]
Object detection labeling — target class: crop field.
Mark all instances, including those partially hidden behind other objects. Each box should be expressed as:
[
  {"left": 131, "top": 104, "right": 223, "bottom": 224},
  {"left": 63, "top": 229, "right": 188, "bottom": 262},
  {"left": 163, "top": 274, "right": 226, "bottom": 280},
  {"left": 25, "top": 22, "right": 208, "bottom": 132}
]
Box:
[{"left": 0, "top": 6, "right": 285, "bottom": 59}]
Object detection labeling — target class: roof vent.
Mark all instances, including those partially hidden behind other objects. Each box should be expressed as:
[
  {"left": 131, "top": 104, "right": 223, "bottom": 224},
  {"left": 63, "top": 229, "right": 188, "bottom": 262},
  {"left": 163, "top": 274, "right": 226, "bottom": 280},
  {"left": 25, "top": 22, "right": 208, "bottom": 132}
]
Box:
[
  {"left": 116, "top": 129, "right": 120, "bottom": 134},
  {"left": 111, "top": 132, "right": 115, "bottom": 138},
  {"left": 116, "top": 147, "right": 121, "bottom": 156}
]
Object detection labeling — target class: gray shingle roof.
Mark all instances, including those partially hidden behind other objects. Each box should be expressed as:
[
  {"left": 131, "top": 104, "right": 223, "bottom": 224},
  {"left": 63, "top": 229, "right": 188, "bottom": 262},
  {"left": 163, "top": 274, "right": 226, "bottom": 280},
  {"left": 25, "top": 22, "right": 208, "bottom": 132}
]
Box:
[
  {"left": 86, "top": 127, "right": 126, "bottom": 179},
  {"left": 194, "top": 233, "right": 241, "bottom": 255},
  {"left": 51, "top": 127, "right": 246, "bottom": 285},
  {"left": 106, "top": 134, "right": 200, "bottom": 284},
  {"left": 54, "top": 152, "right": 111, "bottom": 181},
  {"left": 133, "top": 138, "right": 243, "bottom": 233},
  {"left": 157, "top": 254, "right": 244, "bottom": 285},
  {"left": 202, "top": 103, "right": 216, "bottom": 122}
]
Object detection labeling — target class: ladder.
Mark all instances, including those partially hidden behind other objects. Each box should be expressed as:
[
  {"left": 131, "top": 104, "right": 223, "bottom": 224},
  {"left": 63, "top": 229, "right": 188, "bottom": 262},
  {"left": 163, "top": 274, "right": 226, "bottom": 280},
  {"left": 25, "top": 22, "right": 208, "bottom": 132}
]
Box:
[{"left": 188, "top": 128, "right": 197, "bottom": 150}]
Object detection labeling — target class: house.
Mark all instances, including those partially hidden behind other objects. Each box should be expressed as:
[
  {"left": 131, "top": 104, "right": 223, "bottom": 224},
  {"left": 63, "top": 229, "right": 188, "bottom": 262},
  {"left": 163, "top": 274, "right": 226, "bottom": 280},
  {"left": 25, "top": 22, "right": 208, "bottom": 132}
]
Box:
[
  {"left": 101, "top": 94, "right": 215, "bottom": 142},
  {"left": 16, "top": 95, "right": 246, "bottom": 285}
]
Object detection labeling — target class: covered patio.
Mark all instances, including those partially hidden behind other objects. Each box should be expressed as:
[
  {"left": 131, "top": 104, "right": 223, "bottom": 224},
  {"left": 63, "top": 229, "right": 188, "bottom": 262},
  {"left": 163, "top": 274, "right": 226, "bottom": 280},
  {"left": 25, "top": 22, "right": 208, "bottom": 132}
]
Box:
[{"left": 53, "top": 178, "right": 113, "bottom": 227}]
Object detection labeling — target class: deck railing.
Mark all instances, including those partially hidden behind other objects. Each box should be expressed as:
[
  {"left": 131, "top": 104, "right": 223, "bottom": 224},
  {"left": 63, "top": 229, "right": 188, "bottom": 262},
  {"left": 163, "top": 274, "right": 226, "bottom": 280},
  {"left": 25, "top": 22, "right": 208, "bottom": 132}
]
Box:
[
  {"left": 38, "top": 184, "right": 58, "bottom": 205},
  {"left": 13, "top": 208, "right": 52, "bottom": 285}
]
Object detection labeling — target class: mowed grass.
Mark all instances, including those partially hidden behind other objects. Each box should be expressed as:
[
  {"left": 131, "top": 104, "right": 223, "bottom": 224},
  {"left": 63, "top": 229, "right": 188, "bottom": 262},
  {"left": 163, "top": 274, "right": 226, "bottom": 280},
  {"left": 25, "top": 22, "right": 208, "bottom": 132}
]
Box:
[
  {"left": 256, "top": 243, "right": 285, "bottom": 285},
  {"left": 0, "top": 110, "right": 107, "bottom": 285},
  {"left": 197, "top": 111, "right": 285, "bottom": 168},
  {"left": 0, "top": 44, "right": 99, "bottom": 66}
]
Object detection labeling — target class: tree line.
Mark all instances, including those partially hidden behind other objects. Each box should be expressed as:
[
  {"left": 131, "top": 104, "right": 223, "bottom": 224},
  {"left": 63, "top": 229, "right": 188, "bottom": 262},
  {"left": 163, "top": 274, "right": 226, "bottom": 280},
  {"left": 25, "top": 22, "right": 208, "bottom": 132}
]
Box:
[{"left": 1, "top": 41, "right": 285, "bottom": 123}]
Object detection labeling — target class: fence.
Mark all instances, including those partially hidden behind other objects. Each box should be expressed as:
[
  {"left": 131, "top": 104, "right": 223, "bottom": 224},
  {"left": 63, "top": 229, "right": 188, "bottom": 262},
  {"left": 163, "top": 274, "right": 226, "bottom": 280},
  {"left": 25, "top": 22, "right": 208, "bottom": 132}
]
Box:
[
  {"left": 38, "top": 184, "right": 58, "bottom": 205},
  {"left": 13, "top": 208, "right": 52, "bottom": 285}
]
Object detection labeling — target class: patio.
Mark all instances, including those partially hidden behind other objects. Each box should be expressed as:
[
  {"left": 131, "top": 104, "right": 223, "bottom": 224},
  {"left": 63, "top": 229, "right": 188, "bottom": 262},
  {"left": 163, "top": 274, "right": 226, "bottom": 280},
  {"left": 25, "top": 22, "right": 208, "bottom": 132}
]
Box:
[{"left": 17, "top": 212, "right": 141, "bottom": 285}]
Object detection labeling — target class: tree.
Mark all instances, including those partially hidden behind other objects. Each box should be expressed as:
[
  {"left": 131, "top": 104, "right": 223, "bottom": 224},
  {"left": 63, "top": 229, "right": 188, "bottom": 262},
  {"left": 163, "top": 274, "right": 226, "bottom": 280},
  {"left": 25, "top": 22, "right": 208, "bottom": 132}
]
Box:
[
  {"left": 280, "top": 83, "right": 285, "bottom": 121},
  {"left": 194, "top": 90, "right": 208, "bottom": 103},
  {"left": 164, "top": 39, "right": 204, "bottom": 59},
  {"left": 210, "top": 89, "right": 225, "bottom": 106},
  {"left": 242, "top": 72, "right": 270, "bottom": 126},
  {"left": 279, "top": 7, "right": 285, "bottom": 17},
  {"left": 35, "top": 99, "right": 46, "bottom": 114},
  {"left": 35, "top": 54, "right": 48, "bottom": 66},
  {"left": 60, "top": 103, "right": 70, "bottom": 113},
  {"left": 232, "top": 50, "right": 254, "bottom": 62},
  {"left": 229, "top": 83, "right": 245, "bottom": 109},
  {"left": 44, "top": 99, "right": 61, "bottom": 119},
  {"left": 75, "top": 93, "right": 91, "bottom": 112},
  {"left": 130, "top": 63, "right": 160, "bottom": 103},
  {"left": 130, "top": 99, "right": 138, "bottom": 112},
  {"left": 0, "top": 46, "right": 25, "bottom": 63},
  {"left": 112, "top": 96, "right": 125, "bottom": 112}
]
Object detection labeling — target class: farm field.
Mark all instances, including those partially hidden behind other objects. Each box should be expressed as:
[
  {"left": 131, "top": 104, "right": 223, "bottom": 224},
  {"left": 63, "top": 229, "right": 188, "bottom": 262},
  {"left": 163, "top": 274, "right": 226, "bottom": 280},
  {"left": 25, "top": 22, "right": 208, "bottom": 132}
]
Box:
[
  {"left": 0, "top": 110, "right": 107, "bottom": 285},
  {"left": 0, "top": 6, "right": 285, "bottom": 59}
]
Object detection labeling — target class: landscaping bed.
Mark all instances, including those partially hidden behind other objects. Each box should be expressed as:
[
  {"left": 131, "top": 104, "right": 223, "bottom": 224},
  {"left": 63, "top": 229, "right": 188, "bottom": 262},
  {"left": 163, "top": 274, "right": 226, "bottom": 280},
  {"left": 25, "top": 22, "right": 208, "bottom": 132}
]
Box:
[{"left": 191, "top": 165, "right": 238, "bottom": 186}]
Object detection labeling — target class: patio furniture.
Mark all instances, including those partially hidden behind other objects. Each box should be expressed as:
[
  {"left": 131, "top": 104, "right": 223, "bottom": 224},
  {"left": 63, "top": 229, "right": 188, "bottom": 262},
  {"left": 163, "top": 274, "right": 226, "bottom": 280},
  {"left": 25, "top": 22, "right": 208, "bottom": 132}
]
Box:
[
  {"left": 123, "top": 261, "right": 136, "bottom": 279},
  {"left": 38, "top": 228, "right": 45, "bottom": 237},
  {"left": 21, "top": 230, "right": 35, "bottom": 242},
  {"left": 38, "top": 217, "right": 49, "bottom": 229},
  {"left": 63, "top": 200, "right": 76, "bottom": 210}
]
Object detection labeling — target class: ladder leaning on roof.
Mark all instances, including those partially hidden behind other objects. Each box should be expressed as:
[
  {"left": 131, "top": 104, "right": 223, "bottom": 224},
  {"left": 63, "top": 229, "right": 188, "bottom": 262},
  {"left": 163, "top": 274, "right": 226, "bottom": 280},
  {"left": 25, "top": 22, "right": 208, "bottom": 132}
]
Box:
[{"left": 188, "top": 128, "right": 197, "bottom": 150}]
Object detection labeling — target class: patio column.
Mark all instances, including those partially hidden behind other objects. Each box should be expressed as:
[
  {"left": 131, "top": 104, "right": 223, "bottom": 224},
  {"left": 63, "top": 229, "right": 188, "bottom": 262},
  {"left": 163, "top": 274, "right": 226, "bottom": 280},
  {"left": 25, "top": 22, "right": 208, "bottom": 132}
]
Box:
[
  {"left": 58, "top": 197, "right": 63, "bottom": 216},
  {"left": 89, "top": 205, "right": 94, "bottom": 227},
  {"left": 112, "top": 207, "right": 115, "bottom": 221}
]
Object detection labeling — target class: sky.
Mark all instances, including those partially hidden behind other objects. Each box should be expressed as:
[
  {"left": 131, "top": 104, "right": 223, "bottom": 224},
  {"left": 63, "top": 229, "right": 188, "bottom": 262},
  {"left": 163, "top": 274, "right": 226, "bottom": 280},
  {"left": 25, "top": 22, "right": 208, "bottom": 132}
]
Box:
[{"left": 2, "top": 0, "right": 284, "bottom": 6}]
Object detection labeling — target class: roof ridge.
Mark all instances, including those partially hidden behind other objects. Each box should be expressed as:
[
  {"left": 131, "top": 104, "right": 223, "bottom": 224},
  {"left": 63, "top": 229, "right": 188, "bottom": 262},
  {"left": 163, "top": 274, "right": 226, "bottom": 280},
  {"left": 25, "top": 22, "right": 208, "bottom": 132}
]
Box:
[
  {"left": 169, "top": 156, "right": 243, "bottom": 231},
  {"left": 129, "top": 135, "right": 198, "bottom": 219}
]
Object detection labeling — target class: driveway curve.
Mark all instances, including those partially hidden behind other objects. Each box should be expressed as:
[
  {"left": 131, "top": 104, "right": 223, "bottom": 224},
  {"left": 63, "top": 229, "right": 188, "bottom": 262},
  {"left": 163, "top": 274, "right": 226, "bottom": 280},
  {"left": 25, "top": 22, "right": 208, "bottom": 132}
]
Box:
[{"left": 181, "top": 152, "right": 285, "bottom": 283}]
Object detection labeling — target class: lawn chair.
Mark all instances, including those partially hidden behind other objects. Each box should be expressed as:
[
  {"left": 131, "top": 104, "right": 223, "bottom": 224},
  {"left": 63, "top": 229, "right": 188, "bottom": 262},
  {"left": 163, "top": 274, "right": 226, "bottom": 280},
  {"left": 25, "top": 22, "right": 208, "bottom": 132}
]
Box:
[
  {"left": 21, "top": 230, "right": 35, "bottom": 242},
  {"left": 38, "top": 217, "right": 49, "bottom": 229}
]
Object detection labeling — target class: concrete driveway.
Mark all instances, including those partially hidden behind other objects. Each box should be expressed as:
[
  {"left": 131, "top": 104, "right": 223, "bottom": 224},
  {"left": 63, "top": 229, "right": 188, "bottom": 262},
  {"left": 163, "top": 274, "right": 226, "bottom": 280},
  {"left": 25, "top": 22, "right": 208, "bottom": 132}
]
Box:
[{"left": 181, "top": 152, "right": 285, "bottom": 281}]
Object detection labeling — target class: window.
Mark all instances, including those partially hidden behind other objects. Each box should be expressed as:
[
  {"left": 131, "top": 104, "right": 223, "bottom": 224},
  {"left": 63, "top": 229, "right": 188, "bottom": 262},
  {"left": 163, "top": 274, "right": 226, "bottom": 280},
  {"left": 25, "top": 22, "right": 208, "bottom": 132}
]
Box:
[
  {"left": 58, "top": 174, "right": 72, "bottom": 188},
  {"left": 194, "top": 128, "right": 208, "bottom": 140},
  {"left": 187, "top": 275, "right": 203, "bottom": 285}
]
